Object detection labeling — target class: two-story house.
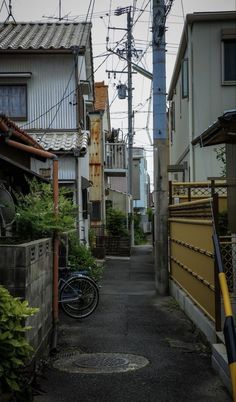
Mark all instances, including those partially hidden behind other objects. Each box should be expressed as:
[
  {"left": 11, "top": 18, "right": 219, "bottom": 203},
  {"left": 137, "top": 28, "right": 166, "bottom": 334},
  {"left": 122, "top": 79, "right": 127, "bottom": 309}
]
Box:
[
  {"left": 168, "top": 11, "right": 236, "bottom": 182},
  {"left": 0, "top": 22, "right": 94, "bottom": 243}
]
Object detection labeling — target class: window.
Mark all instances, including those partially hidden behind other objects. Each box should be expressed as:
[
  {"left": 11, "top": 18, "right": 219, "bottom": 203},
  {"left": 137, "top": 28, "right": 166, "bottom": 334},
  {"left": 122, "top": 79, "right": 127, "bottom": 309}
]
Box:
[
  {"left": 181, "top": 59, "right": 189, "bottom": 98},
  {"left": 0, "top": 85, "right": 27, "bottom": 120},
  {"left": 222, "top": 39, "right": 236, "bottom": 83}
]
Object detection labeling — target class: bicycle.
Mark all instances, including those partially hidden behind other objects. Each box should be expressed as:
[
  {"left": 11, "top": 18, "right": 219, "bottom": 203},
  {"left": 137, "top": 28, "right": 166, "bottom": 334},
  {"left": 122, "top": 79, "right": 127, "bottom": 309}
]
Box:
[{"left": 58, "top": 268, "right": 99, "bottom": 319}]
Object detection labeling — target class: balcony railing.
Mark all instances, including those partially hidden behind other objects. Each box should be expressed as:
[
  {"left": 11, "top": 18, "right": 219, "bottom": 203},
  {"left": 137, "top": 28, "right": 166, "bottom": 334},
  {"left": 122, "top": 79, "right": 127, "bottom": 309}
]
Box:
[{"left": 104, "top": 143, "right": 127, "bottom": 176}]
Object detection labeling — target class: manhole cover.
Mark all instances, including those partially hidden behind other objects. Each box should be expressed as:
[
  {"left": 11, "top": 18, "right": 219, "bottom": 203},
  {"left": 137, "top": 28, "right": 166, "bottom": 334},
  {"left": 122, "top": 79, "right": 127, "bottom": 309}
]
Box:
[
  {"left": 53, "top": 352, "right": 149, "bottom": 374},
  {"left": 74, "top": 355, "right": 130, "bottom": 369}
]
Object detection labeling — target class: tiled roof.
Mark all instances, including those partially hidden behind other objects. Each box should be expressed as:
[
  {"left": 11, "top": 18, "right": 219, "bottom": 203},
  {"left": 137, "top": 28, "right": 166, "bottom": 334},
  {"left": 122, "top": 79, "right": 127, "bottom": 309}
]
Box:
[
  {"left": 94, "top": 81, "right": 109, "bottom": 111},
  {"left": 0, "top": 22, "right": 91, "bottom": 51},
  {"left": 0, "top": 114, "right": 43, "bottom": 149},
  {"left": 30, "top": 131, "right": 89, "bottom": 155}
]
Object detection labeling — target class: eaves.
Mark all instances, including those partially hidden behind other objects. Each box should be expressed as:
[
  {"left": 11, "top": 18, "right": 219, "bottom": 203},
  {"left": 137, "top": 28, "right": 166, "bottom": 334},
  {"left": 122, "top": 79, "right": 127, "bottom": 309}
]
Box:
[{"left": 0, "top": 47, "right": 86, "bottom": 55}]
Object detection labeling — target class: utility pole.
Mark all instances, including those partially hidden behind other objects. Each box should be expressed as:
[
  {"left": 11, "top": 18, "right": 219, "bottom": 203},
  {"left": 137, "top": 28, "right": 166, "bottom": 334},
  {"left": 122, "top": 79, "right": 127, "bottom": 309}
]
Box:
[
  {"left": 108, "top": 6, "right": 135, "bottom": 245},
  {"left": 127, "top": 8, "right": 134, "bottom": 246},
  {"left": 153, "top": 0, "right": 169, "bottom": 295}
]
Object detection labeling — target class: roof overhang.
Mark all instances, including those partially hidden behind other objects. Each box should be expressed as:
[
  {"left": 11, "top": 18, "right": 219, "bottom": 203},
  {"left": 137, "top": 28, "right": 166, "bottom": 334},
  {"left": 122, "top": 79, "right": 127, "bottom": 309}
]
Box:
[
  {"left": 192, "top": 110, "right": 236, "bottom": 147},
  {"left": 0, "top": 153, "right": 48, "bottom": 182}
]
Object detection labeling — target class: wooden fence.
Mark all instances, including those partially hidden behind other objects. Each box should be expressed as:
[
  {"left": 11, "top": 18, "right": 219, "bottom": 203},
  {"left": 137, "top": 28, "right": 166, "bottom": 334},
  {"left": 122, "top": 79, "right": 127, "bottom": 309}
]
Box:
[{"left": 169, "top": 196, "right": 221, "bottom": 328}]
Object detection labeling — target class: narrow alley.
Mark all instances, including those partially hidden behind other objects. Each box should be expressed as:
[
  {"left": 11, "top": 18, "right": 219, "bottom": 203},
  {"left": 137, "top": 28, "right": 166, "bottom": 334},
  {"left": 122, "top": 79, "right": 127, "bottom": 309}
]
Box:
[{"left": 34, "top": 246, "right": 230, "bottom": 402}]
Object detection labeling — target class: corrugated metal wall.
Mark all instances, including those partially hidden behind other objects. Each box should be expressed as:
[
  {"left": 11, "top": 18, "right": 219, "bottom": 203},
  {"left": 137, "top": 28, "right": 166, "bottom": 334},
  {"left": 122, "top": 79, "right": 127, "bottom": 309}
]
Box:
[
  {"left": 31, "top": 156, "right": 76, "bottom": 180},
  {"left": 0, "top": 54, "right": 79, "bottom": 129}
]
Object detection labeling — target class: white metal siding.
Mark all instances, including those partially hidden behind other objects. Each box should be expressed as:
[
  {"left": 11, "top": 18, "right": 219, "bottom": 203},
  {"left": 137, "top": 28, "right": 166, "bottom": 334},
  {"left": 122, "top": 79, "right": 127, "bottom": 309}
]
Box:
[{"left": 31, "top": 156, "right": 76, "bottom": 181}]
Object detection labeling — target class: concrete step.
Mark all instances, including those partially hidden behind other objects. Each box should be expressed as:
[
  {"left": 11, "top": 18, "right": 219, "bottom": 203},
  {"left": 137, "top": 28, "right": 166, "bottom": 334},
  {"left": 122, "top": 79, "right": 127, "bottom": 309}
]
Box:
[{"left": 212, "top": 342, "right": 231, "bottom": 393}]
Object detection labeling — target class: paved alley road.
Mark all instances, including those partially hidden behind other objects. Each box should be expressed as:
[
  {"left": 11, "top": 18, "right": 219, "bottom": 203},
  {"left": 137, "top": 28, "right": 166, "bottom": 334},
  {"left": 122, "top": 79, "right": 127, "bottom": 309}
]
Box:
[{"left": 35, "top": 245, "right": 231, "bottom": 402}]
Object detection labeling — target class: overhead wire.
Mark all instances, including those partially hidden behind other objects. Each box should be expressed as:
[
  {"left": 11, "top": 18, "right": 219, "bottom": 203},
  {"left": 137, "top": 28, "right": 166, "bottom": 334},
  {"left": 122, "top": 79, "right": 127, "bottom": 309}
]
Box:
[
  {"left": 22, "top": 0, "right": 151, "bottom": 131},
  {"left": 20, "top": 0, "right": 98, "bottom": 132},
  {"left": 0, "top": 0, "right": 8, "bottom": 15}
]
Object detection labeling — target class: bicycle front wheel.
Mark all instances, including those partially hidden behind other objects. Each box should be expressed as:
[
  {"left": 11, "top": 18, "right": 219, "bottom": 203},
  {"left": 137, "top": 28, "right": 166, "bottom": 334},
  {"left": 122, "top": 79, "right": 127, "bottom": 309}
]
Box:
[{"left": 60, "top": 276, "right": 99, "bottom": 319}]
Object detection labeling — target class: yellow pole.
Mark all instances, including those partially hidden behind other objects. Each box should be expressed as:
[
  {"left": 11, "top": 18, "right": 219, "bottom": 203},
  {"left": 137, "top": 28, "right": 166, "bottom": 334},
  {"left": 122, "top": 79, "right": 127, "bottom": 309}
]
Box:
[{"left": 219, "top": 273, "right": 233, "bottom": 317}]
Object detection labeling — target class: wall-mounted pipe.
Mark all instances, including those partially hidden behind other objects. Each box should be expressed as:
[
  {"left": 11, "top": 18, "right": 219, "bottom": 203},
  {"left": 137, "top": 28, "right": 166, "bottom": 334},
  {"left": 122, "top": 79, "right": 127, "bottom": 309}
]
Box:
[{"left": 5, "top": 138, "right": 59, "bottom": 349}]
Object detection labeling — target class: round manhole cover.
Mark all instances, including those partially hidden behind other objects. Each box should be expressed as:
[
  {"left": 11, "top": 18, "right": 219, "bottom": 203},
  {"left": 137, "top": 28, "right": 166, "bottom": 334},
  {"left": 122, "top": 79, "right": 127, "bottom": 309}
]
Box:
[
  {"left": 74, "top": 355, "right": 130, "bottom": 369},
  {"left": 53, "top": 352, "right": 149, "bottom": 374}
]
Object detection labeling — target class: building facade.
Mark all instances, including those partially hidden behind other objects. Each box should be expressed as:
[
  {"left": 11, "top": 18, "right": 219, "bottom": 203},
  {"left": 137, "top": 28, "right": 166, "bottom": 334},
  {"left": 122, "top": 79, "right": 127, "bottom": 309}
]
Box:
[
  {"left": 0, "top": 22, "right": 94, "bottom": 242},
  {"left": 168, "top": 11, "right": 236, "bottom": 182}
]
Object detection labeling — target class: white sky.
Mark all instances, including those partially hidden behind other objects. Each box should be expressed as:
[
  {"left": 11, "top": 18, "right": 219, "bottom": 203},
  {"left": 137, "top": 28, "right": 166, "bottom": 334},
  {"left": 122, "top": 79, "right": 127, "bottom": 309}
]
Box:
[{"left": 0, "top": 0, "right": 235, "bottom": 185}]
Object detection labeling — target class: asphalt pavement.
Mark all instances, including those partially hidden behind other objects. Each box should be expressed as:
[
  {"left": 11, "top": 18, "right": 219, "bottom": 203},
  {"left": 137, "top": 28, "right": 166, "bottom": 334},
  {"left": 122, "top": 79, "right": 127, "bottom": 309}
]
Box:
[{"left": 34, "top": 245, "right": 231, "bottom": 402}]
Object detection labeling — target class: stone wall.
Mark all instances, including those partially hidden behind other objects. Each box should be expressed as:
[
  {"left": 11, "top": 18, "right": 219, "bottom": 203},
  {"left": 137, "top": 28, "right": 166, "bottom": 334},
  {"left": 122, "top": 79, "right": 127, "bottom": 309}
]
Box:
[{"left": 0, "top": 238, "right": 53, "bottom": 356}]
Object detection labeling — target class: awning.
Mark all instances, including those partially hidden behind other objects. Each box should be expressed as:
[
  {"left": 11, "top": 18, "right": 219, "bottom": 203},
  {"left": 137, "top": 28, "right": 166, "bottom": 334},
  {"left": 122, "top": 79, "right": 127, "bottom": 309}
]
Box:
[
  {"left": 192, "top": 110, "right": 236, "bottom": 147},
  {"left": 0, "top": 154, "right": 48, "bottom": 181},
  {"left": 81, "top": 176, "right": 93, "bottom": 189}
]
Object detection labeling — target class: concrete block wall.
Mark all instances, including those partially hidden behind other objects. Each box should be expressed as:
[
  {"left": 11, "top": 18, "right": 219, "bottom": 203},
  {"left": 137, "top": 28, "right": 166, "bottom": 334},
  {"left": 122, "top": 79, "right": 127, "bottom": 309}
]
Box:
[{"left": 0, "top": 238, "right": 53, "bottom": 355}]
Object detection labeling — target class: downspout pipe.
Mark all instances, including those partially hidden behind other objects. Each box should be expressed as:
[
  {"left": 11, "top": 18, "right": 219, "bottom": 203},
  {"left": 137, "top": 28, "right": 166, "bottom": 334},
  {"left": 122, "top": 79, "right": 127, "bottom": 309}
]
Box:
[{"left": 5, "top": 138, "right": 59, "bottom": 350}]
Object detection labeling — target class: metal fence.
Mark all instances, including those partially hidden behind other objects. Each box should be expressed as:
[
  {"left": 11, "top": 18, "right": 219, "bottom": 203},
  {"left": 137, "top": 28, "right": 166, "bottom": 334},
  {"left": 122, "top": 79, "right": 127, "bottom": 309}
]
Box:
[
  {"left": 220, "top": 236, "right": 236, "bottom": 295},
  {"left": 90, "top": 224, "right": 131, "bottom": 256}
]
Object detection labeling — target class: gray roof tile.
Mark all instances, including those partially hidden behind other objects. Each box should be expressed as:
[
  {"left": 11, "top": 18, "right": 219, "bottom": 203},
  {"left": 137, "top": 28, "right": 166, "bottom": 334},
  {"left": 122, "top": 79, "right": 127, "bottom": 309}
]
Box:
[
  {"left": 30, "top": 131, "right": 89, "bottom": 155},
  {"left": 0, "top": 22, "right": 91, "bottom": 51}
]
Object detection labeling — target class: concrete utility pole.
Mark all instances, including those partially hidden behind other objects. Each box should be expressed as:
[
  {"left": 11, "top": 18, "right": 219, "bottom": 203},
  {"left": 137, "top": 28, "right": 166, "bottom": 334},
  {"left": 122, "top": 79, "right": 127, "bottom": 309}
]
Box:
[
  {"left": 109, "top": 7, "right": 134, "bottom": 245},
  {"left": 127, "top": 8, "right": 134, "bottom": 246},
  {"left": 153, "top": 0, "right": 169, "bottom": 295}
]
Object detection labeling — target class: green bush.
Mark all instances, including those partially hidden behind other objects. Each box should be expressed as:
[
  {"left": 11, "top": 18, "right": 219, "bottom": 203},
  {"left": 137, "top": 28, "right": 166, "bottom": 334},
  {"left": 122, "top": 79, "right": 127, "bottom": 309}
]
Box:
[
  {"left": 15, "top": 179, "right": 76, "bottom": 241},
  {"left": 134, "top": 213, "right": 146, "bottom": 245},
  {"left": 0, "top": 286, "right": 38, "bottom": 395},
  {"left": 68, "top": 233, "right": 104, "bottom": 282},
  {"left": 106, "top": 208, "right": 129, "bottom": 237}
]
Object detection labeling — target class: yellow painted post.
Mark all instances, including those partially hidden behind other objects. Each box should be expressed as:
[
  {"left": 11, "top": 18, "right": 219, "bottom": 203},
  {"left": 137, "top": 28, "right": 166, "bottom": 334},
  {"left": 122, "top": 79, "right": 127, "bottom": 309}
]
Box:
[{"left": 213, "top": 233, "right": 236, "bottom": 401}]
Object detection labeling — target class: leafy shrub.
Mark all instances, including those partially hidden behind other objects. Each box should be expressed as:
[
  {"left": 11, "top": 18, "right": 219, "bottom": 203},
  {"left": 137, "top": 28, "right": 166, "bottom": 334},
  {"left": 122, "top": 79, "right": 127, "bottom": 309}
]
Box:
[
  {"left": 15, "top": 179, "right": 76, "bottom": 241},
  {"left": 68, "top": 233, "right": 104, "bottom": 282},
  {"left": 0, "top": 286, "right": 38, "bottom": 395},
  {"left": 88, "top": 228, "right": 96, "bottom": 248},
  {"left": 134, "top": 213, "right": 146, "bottom": 245},
  {"left": 106, "top": 208, "right": 129, "bottom": 237},
  {"left": 215, "top": 145, "right": 226, "bottom": 177}
]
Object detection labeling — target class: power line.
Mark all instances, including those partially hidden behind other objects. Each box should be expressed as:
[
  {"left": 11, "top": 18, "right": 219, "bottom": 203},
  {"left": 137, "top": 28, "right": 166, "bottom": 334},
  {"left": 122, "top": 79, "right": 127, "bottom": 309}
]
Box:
[{"left": 20, "top": 0, "right": 97, "bottom": 132}]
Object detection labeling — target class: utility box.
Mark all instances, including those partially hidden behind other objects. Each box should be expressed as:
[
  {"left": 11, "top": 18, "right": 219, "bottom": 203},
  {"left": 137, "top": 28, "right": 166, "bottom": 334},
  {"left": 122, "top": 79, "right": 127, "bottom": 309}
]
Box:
[{"left": 117, "top": 84, "right": 127, "bottom": 99}]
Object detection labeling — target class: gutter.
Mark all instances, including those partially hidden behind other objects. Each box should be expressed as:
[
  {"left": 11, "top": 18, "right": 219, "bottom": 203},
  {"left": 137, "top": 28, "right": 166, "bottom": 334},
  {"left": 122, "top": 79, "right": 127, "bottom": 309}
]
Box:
[
  {"left": 187, "top": 23, "right": 195, "bottom": 181},
  {"left": 5, "top": 138, "right": 60, "bottom": 350}
]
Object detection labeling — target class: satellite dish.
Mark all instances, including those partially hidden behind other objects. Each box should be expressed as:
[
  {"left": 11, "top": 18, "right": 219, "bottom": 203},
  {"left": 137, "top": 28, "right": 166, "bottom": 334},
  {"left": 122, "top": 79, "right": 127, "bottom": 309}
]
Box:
[{"left": 0, "top": 187, "right": 16, "bottom": 228}]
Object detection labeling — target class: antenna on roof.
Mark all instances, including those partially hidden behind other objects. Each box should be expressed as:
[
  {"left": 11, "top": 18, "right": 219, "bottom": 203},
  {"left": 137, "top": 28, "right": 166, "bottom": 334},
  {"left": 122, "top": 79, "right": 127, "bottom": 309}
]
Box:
[
  {"left": 42, "top": 0, "right": 71, "bottom": 22},
  {"left": 59, "top": 0, "right": 62, "bottom": 21},
  {"left": 4, "top": 0, "right": 16, "bottom": 23}
]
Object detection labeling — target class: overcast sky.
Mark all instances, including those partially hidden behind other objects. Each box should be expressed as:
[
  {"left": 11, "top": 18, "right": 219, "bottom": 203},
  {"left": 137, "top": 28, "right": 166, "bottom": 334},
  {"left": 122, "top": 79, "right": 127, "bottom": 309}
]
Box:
[{"left": 0, "top": 0, "right": 235, "bottom": 183}]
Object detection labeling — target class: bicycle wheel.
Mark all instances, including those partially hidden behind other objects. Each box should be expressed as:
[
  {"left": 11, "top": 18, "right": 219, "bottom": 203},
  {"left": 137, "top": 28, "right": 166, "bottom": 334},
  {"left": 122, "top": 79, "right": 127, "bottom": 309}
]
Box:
[{"left": 60, "top": 275, "right": 99, "bottom": 319}]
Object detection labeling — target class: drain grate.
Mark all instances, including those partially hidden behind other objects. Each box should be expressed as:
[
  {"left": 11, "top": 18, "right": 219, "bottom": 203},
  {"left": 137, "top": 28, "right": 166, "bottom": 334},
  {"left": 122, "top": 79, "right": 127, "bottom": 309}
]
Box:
[{"left": 52, "top": 351, "right": 149, "bottom": 374}]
